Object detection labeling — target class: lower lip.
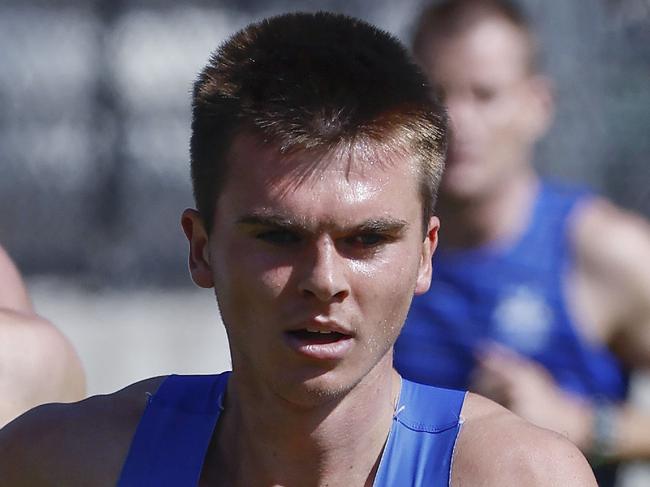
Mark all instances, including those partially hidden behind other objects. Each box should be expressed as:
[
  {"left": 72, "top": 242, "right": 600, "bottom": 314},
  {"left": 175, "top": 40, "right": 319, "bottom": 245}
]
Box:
[{"left": 284, "top": 332, "right": 354, "bottom": 360}]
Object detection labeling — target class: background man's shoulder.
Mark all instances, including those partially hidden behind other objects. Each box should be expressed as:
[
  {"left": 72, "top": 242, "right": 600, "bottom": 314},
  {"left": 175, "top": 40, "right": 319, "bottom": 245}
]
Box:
[
  {"left": 452, "top": 393, "right": 597, "bottom": 486},
  {"left": 0, "top": 375, "right": 166, "bottom": 485},
  {"left": 571, "top": 197, "right": 650, "bottom": 364},
  {"left": 572, "top": 197, "right": 650, "bottom": 271}
]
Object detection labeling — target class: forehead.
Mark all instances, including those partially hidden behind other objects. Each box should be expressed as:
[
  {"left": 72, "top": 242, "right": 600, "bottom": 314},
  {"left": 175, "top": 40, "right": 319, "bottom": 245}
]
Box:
[
  {"left": 423, "top": 17, "right": 531, "bottom": 84},
  {"left": 215, "top": 133, "right": 422, "bottom": 227},
  {"left": 223, "top": 133, "right": 419, "bottom": 195}
]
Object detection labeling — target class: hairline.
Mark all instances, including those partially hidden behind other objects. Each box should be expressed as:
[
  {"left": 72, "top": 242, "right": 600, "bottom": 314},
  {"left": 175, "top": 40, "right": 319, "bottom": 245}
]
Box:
[{"left": 202, "top": 129, "right": 434, "bottom": 237}]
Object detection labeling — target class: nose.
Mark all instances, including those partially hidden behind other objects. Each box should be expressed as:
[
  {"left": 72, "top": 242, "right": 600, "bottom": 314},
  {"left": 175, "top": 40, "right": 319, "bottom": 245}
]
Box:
[{"left": 297, "top": 237, "right": 350, "bottom": 302}]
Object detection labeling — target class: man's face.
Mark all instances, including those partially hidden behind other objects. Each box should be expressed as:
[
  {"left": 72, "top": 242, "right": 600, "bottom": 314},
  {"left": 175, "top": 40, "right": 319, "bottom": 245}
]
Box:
[
  {"left": 183, "top": 135, "right": 437, "bottom": 407},
  {"left": 419, "top": 17, "right": 550, "bottom": 200}
]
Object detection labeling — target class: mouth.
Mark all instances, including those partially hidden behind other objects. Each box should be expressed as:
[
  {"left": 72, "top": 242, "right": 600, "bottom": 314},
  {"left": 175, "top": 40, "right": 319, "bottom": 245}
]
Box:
[
  {"left": 289, "top": 328, "right": 347, "bottom": 343},
  {"left": 284, "top": 326, "right": 354, "bottom": 360}
]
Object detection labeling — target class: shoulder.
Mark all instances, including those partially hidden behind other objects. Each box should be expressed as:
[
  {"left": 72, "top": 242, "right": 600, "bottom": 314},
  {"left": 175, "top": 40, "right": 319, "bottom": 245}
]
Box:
[
  {"left": 0, "top": 245, "right": 32, "bottom": 313},
  {"left": 0, "top": 375, "right": 167, "bottom": 485},
  {"left": 570, "top": 198, "right": 650, "bottom": 333},
  {"left": 452, "top": 393, "right": 596, "bottom": 486},
  {"left": 0, "top": 310, "right": 86, "bottom": 419},
  {"left": 0, "top": 310, "right": 76, "bottom": 369},
  {"left": 0, "top": 247, "right": 32, "bottom": 311},
  {"left": 571, "top": 197, "right": 650, "bottom": 273}
]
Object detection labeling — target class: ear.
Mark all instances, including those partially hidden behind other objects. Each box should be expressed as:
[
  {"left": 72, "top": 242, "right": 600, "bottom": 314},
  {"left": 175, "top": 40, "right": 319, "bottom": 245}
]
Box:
[
  {"left": 181, "top": 209, "right": 214, "bottom": 288},
  {"left": 414, "top": 216, "right": 440, "bottom": 295},
  {"left": 522, "top": 74, "right": 554, "bottom": 140}
]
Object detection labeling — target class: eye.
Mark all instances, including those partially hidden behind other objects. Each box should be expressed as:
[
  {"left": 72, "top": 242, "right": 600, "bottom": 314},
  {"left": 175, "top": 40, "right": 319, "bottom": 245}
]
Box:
[
  {"left": 344, "top": 233, "right": 387, "bottom": 248},
  {"left": 256, "top": 229, "right": 300, "bottom": 245},
  {"left": 473, "top": 85, "right": 497, "bottom": 103}
]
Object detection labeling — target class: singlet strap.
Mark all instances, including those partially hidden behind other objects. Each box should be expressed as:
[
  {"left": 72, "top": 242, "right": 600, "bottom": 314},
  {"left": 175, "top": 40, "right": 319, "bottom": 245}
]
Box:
[
  {"left": 374, "top": 379, "right": 466, "bottom": 486},
  {"left": 515, "top": 182, "right": 592, "bottom": 264},
  {"left": 117, "top": 373, "right": 228, "bottom": 486}
]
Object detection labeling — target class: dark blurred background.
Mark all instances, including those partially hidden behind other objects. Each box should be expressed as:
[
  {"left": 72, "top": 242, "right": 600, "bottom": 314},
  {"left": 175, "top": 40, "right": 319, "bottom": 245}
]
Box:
[{"left": 1, "top": 0, "right": 648, "bottom": 288}]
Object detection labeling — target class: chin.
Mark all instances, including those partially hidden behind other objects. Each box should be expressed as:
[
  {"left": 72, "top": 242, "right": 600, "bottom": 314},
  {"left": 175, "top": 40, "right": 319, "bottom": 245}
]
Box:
[
  {"left": 287, "top": 368, "right": 352, "bottom": 399},
  {"left": 275, "top": 365, "right": 368, "bottom": 410}
]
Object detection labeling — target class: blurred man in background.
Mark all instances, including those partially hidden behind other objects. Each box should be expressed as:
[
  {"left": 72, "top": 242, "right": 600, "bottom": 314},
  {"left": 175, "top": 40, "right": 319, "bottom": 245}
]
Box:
[
  {"left": 394, "top": 0, "right": 650, "bottom": 484},
  {"left": 0, "top": 245, "right": 85, "bottom": 426}
]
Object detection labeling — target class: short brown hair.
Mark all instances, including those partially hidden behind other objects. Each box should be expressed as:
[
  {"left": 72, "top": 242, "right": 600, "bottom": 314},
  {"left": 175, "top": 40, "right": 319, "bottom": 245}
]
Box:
[
  {"left": 412, "top": 0, "right": 538, "bottom": 72},
  {"left": 190, "top": 12, "right": 447, "bottom": 233}
]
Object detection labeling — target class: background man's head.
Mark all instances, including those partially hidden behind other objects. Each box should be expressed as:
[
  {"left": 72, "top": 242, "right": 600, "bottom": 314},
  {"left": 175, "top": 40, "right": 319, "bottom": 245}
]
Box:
[
  {"left": 190, "top": 12, "right": 448, "bottom": 234},
  {"left": 413, "top": 0, "right": 553, "bottom": 201}
]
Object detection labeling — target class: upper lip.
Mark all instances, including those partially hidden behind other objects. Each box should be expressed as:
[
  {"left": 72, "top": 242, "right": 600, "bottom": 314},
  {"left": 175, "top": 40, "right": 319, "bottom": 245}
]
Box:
[{"left": 286, "top": 317, "right": 354, "bottom": 336}]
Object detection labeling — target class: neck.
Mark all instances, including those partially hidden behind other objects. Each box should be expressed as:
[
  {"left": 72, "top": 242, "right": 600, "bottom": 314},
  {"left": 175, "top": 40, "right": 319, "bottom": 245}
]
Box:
[
  {"left": 210, "top": 356, "right": 400, "bottom": 486},
  {"left": 437, "top": 168, "right": 539, "bottom": 249}
]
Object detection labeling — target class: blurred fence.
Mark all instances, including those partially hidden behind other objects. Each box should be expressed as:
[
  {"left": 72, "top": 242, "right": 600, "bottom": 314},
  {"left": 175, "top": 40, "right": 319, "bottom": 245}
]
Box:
[{"left": 1, "top": 0, "right": 648, "bottom": 287}]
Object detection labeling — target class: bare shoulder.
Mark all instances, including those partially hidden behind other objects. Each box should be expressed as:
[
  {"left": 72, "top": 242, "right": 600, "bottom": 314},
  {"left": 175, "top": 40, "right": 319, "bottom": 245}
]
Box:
[
  {"left": 572, "top": 197, "right": 650, "bottom": 277},
  {"left": 0, "top": 309, "right": 86, "bottom": 423},
  {"left": 570, "top": 198, "right": 650, "bottom": 354},
  {"left": 0, "top": 310, "right": 80, "bottom": 379},
  {"left": 451, "top": 393, "right": 596, "bottom": 486},
  {"left": 0, "top": 375, "right": 166, "bottom": 485},
  {"left": 0, "top": 245, "right": 32, "bottom": 313}
]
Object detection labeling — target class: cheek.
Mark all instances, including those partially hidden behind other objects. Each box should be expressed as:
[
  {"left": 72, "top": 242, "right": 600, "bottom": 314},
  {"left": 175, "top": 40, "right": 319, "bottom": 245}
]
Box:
[
  {"left": 214, "top": 243, "right": 293, "bottom": 308},
  {"left": 216, "top": 262, "right": 293, "bottom": 343},
  {"left": 485, "top": 96, "right": 528, "bottom": 143},
  {"left": 234, "top": 258, "right": 293, "bottom": 302},
  {"left": 352, "top": 251, "right": 419, "bottom": 316},
  {"left": 257, "top": 265, "right": 293, "bottom": 298},
  {"left": 351, "top": 253, "right": 415, "bottom": 286}
]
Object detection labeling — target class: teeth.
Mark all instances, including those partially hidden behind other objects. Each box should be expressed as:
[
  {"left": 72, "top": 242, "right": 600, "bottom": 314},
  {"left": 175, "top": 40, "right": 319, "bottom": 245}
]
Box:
[{"left": 306, "top": 328, "right": 333, "bottom": 334}]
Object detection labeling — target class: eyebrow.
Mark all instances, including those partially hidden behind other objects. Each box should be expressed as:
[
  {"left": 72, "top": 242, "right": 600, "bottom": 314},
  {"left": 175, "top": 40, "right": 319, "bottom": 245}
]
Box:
[
  {"left": 237, "top": 214, "right": 304, "bottom": 230},
  {"left": 236, "top": 213, "right": 409, "bottom": 234},
  {"left": 354, "top": 218, "right": 409, "bottom": 234}
]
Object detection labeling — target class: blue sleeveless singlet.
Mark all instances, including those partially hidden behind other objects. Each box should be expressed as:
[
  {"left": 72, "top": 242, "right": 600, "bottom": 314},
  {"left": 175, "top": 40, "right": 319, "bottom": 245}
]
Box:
[
  {"left": 118, "top": 372, "right": 465, "bottom": 486},
  {"left": 394, "top": 182, "right": 628, "bottom": 401}
]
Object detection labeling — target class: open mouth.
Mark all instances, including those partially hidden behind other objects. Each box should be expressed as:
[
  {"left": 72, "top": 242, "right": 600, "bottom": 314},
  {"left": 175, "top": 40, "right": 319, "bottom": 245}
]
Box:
[
  {"left": 287, "top": 329, "right": 348, "bottom": 345},
  {"left": 284, "top": 327, "right": 354, "bottom": 360}
]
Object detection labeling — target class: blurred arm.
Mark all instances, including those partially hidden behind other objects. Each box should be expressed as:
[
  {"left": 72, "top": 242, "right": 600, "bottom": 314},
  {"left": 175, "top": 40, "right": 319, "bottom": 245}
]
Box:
[
  {"left": 571, "top": 199, "right": 650, "bottom": 460},
  {"left": 572, "top": 199, "right": 650, "bottom": 368},
  {"left": 0, "top": 245, "right": 32, "bottom": 313},
  {"left": 0, "top": 244, "right": 85, "bottom": 427},
  {"left": 475, "top": 201, "right": 650, "bottom": 461},
  {"left": 0, "top": 309, "right": 86, "bottom": 427},
  {"left": 472, "top": 345, "right": 650, "bottom": 461}
]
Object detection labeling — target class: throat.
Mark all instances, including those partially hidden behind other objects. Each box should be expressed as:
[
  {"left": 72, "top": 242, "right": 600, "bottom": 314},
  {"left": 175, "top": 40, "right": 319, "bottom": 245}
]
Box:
[{"left": 208, "top": 368, "right": 400, "bottom": 486}]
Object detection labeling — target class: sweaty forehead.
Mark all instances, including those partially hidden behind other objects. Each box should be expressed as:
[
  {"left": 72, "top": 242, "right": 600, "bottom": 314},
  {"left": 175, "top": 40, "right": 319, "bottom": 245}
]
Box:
[{"left": 224, "top": 132, "right": 419, "bottom": 191}]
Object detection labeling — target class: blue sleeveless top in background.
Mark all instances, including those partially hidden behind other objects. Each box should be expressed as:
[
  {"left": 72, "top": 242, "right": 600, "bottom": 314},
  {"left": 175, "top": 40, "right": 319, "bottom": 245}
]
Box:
[
  {"left": 394, "top": 182, "right": 628, "bottom": 401},
  {"left": 118, "top": 372, "right": 465, "bottom": 486}
]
